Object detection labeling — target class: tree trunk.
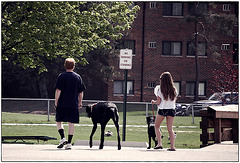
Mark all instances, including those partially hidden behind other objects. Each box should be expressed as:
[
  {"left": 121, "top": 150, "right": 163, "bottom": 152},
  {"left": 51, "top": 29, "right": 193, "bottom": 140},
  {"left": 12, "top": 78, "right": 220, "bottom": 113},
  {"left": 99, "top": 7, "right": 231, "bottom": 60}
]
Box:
[
  {"left": 194, "top": 3, "right": 199, "bottom": 101},
  {"left": 38, "top": 75, "right": 48, "bottom": 98}
]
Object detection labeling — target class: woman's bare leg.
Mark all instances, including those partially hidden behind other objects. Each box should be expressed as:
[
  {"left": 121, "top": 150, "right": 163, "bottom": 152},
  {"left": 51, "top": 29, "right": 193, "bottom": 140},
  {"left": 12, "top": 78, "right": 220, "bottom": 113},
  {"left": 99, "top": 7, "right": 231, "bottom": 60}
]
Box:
[
  {"left": 166, "top": 116, "right": 175, "bottom": 149},
  {"left": 154, "top": 115, "right": 165, "bottom": 147}
]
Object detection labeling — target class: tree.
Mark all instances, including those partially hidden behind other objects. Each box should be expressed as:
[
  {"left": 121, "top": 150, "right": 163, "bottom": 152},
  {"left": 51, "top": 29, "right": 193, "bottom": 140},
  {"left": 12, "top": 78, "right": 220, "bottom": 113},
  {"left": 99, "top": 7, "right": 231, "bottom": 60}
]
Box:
[
  {"left": 185, "top": 2, "right": 238, "bottom": 101},
  {"left": 210, "top": 56, "right": 238, "bottom": 93},
  {"left": 2, "top": 2, "right": 140, "bottom": 98},
  {"left": 2, "top": 2, "right": 140, "bottom": 73}
]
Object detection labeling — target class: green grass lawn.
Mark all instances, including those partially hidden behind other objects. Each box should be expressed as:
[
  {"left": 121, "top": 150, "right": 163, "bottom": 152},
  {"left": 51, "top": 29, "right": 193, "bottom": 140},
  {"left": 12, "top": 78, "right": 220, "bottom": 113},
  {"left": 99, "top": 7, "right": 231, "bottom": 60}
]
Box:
[{"left": 2, "top": 112, "right": 202, "bottom": 149}]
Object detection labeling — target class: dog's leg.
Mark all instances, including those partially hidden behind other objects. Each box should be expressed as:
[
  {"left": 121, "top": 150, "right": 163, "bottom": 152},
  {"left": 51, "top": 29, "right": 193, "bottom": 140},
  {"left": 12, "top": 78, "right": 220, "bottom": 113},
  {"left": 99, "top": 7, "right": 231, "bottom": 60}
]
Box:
[
  {"left": 148, "top": 134, "right": 151, "bottom": 149},
  {"left": 113, "top": 119, "right": 121, "bottom": 150},
  {"left": 90, "top": 123, "right": 97, "bottom": 148},
  {"left": 99, "top": 122, "right": 107, "bottom": 149}
]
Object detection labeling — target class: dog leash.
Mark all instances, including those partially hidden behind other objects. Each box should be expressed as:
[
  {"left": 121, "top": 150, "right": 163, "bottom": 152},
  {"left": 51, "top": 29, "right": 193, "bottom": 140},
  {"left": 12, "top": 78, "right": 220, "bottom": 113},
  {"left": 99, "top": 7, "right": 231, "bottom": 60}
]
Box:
[{"left": 151, "top": 103, "right": 155, "bottom": 117}]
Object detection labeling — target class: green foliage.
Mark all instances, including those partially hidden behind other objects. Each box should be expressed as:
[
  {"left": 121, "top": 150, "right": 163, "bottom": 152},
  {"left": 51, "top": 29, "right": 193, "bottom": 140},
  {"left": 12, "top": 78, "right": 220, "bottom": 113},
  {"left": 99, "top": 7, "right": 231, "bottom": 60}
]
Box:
[
  {"left": 184, "top": 2, "right": 238, "bottom": 100},
  {"left": 2, "top": 2, "right": 140, "bottom": 73},
  {"left": 209, "top": 13, "right": 238, "bottom": 37},
  {"left": 210, "top": 57, "right": 239, "bottom": 93},
  {"left": 185, "top": 2, "right": 238, "bottom": 45}
]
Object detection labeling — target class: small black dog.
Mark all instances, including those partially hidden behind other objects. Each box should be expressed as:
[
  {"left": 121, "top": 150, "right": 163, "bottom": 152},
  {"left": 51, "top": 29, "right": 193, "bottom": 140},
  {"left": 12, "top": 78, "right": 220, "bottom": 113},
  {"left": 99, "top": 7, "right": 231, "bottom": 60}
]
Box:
[
  {"left": 146, "top": 116, "right": 157, "bottom": 149},
  {"left": 86, "top": 102, "right": 121, "bottom": 150},
  {"left": 146, "top": 116, "right": 164, "bottom": 149}
]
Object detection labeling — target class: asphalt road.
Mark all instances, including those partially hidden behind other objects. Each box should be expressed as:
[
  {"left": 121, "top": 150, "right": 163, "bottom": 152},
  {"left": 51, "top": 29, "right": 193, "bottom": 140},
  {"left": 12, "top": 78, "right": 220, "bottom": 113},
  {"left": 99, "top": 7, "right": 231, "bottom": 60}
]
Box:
[{"left": 2, "top": 141, "right": 238, "bottom": 162}]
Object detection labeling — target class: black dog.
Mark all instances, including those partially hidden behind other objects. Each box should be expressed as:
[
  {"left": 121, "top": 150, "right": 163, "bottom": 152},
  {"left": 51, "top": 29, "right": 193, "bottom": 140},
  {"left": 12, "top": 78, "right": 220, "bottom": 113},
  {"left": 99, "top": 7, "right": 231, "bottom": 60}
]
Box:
[
  {"left": 86, "top": 102, "right": 121, "bottom": 150},
  {"left": 146, "top": 116, "right": 164, "bottom": 149},
  {"left": 146, "top": 116, "right": 158, "bottom": 149}
]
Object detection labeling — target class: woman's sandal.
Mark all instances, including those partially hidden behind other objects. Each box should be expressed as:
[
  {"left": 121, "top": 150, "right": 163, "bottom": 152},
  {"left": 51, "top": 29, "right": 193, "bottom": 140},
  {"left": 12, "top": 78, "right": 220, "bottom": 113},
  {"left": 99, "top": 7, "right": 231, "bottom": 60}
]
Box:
[
  {"left": 167, "top": 148, "right": 176, "bottom": 151},
  {"left": 154, "top": 146, "right": 163, "bottom": 149}
]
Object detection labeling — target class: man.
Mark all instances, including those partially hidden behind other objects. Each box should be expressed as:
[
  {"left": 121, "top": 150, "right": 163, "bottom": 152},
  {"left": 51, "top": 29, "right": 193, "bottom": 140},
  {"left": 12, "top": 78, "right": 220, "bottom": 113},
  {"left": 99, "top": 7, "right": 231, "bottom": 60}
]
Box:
[{"left": 55, "top": 58, "right": 86, "bottom": 150}]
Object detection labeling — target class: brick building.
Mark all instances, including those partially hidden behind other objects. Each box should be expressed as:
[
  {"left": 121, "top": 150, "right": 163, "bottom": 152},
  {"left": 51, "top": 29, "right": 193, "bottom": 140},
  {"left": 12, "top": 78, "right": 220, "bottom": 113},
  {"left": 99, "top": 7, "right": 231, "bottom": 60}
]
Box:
[{"left": 107, "top": 2, "right": 238, "bottom": 103}]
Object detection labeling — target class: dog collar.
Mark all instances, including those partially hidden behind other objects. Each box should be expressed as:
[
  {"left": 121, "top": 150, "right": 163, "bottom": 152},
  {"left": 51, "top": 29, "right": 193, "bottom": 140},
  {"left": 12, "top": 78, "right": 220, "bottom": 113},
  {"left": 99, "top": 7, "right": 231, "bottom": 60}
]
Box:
[{"left": 91, "top": 103, "right": 97, "bottom": 112}]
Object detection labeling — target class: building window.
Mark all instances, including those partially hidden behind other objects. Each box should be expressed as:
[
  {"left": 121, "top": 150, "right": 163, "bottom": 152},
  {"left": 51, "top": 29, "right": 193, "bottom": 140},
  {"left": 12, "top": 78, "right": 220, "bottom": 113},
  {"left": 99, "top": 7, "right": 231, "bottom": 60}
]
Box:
[
  {"left": 223, "top": 4, "right": 231, "bottom": 11},
  {"left": 163, "top": 3, "right": 183, "bottom": 16},
  {"left": 186, "top": 82, "right": 195, "bottom": 96},
  {"left": 163, "top": 41, "right": 182, "bottom": 56},
  {"left": 174, "top": 81, "right": 181, "bottom": 95},
  {"left": 186, "top": 82, "right": 206, "bottom": 96},
  {"left": 150, "top": 2, "right": 157, "bottom": 9},
  {"left": 116, "top": 40, "right": 135, "bottom": 54},
  {"left": 199, "top": 83, "right": 205, "bottom": 96},
  {"left": 114, "top": 80, "right": 134, "bottom": 95},
  {"left": 221, "top": 44, "right": 230, "bottom": 50},
  {"left": 187, "top": 42, "right": 207, "bottom": 56},
  {"left": 149, "top": 42, "right": 157, "bottom": 48},
  {"left": 188, "top": 3, "right": 208, "bottom": 16},
  {"left": 147, "top": 82, "right": 155, "bottom": 88}
]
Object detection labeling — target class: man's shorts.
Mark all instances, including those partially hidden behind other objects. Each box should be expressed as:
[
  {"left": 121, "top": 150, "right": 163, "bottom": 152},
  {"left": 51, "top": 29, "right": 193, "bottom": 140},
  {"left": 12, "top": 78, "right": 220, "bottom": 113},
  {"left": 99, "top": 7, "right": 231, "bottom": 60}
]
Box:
[
  {"left": 158, "top": 109, "right": 176, "bottom": 117},
  {"left": 55, "top": 106, "right": 79, "bottom": 123}
]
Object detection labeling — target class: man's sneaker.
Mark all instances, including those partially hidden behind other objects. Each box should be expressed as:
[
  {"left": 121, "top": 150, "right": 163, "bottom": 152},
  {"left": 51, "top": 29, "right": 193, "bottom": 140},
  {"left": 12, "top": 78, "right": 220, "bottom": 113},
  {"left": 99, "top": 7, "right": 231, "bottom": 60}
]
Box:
[
  {"left": 65, "top": 143, "right": 72, "bottom": 150},
  {"left": 57, "top": 138, "right": 67, "bottom": 148}
]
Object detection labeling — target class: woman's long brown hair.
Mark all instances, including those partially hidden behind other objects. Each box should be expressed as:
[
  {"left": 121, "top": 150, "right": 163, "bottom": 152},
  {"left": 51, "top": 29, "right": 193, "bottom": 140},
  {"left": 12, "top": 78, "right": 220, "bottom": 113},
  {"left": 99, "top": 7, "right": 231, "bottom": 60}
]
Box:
[{"left": 160, "top": 72, "right": 177, "bottom": 101}]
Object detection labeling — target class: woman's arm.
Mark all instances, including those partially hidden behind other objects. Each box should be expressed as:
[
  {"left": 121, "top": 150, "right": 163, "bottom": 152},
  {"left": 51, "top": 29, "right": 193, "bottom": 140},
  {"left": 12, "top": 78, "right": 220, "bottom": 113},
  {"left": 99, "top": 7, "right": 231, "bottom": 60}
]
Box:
[{"left": 151, "top": 96, "right": 162, "bottom": 105}]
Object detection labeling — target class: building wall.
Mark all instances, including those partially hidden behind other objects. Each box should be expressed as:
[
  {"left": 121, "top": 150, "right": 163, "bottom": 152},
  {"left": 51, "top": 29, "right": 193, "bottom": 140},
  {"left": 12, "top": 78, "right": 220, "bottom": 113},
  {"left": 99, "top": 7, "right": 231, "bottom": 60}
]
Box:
[{"left": 107, "top": 2, "right": 238, "bottom": 103}]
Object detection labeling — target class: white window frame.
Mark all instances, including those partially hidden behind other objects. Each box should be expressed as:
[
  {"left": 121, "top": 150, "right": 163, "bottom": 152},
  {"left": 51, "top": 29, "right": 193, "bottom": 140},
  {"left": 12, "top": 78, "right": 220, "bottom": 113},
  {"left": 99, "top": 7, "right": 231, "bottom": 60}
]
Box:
[
  {"left": 147, "top": 82, "right": 155, "bottom": 88},
  {"left": 221, "top": 44, "right": 230, "bottom": 50},
  {"left": 223, "top": 4, "right": 231, "bottom": 11},
  {"left": 150, "top": 2, "right": 157, "bottom": 9},
  {"left": 149, "top": 42, "right": 157, "bottom": 48}
]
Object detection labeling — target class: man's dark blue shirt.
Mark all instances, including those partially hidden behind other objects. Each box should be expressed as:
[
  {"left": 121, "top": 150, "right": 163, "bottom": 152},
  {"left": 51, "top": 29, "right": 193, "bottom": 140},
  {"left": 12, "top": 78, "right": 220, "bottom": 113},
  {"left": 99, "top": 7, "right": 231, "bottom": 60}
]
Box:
[{"left": 55, "top": 71, "right": 86, "bottom": 109}]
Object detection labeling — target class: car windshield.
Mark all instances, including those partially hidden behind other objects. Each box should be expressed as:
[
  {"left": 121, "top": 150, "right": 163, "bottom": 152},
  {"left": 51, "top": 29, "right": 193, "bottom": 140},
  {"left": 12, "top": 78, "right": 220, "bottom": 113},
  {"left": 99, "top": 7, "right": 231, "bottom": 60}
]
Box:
[
  {"left": 208, "top": 93, "right": 223, "bottom": 101},
  {"left": 209, "top": 93, "right": 239, "bottom": 103}
]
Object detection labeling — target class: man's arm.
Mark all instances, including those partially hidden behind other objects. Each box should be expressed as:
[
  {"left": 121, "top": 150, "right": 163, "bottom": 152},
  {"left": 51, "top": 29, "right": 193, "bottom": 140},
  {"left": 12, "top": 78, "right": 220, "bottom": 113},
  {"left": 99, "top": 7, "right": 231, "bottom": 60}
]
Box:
[
  {"left": 55, "top": 89, "right": 61, "bottom": 108},
  {"left": 78, "top": 92, "right": 84, "bottom": 109}
]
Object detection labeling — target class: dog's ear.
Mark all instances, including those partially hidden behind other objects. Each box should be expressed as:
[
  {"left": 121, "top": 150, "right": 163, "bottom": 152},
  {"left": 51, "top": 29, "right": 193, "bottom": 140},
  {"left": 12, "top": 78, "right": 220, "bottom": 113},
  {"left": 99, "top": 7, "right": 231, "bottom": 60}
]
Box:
[
  {"left": 146, "top": 117, "right": 151, "bottom": 124},
  {"left": 86, "top": 106, "right": 92, "bottom": 118}
]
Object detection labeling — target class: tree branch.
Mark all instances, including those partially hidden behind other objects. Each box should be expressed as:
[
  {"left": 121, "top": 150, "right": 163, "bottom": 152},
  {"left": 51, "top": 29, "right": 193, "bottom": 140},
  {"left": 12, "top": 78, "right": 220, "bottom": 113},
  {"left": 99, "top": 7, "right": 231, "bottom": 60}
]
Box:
[
  {"left": 2, "top": 2, "right": 11, "bottom": 14},
  {"left": 2, "top": 39, "right": 26, "bottom": 54}
]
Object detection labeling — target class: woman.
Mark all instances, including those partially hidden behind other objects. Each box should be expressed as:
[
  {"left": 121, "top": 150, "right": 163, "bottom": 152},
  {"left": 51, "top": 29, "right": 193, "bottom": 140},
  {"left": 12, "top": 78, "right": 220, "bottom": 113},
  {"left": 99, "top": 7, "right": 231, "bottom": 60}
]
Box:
[{"left": 151, "top": 72, "right": 177, "bottom": 151}]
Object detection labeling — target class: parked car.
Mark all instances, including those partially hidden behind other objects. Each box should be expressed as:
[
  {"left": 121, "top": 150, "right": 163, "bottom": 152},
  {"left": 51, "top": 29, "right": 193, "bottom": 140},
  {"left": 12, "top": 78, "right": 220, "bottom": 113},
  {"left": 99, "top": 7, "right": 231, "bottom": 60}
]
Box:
[{"left": 190, "top": 92, "right": 238, "bottom": 116}]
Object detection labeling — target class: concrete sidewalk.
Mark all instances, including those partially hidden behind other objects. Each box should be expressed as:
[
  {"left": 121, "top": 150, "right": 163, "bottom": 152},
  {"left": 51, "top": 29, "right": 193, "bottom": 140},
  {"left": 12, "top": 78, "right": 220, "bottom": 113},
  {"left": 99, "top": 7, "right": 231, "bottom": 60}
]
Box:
[{"left": 2, "top": 142, "right": 238, "bottom": 162}]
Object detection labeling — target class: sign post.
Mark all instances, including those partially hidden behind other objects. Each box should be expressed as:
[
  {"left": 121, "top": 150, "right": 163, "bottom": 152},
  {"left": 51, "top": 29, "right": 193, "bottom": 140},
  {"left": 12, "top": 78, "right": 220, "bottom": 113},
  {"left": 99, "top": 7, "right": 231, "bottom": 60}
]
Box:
[{"left": 119, "top": 49, "right": 132, "bottom": 141}]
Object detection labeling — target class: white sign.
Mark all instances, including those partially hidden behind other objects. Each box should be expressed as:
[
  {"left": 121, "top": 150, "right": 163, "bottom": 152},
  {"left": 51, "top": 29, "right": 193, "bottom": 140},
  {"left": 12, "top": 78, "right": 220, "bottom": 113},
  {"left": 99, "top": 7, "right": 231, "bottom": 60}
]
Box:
[{"left": 119, "top": 49, "right": 132, "bottom": 69}]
